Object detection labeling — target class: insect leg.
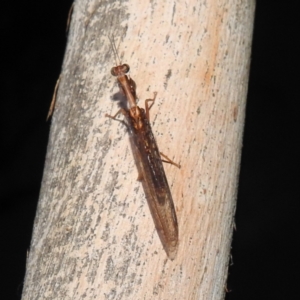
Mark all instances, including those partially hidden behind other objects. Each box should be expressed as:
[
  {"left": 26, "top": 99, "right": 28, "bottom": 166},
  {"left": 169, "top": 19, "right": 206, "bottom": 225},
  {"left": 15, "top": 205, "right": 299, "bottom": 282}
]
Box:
[
  {"left": 145, "top": 92, "right": 157, "bottom": 121},
  {"left": 160, "top": 152, "right": 181, "bottom": 169}
]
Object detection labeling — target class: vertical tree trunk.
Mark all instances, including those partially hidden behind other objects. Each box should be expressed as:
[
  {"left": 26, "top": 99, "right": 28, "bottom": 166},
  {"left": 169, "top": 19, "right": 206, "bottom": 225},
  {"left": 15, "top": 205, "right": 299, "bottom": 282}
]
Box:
[{"left": 22, "top": 0, "right": 255, "bottom": 299}]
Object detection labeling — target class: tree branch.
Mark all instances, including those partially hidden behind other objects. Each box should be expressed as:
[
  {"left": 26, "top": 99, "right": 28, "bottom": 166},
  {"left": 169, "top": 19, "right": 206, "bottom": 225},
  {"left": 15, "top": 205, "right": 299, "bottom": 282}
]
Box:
[{"left": 22, "top": 0, "right": 255, "bottom": 299}]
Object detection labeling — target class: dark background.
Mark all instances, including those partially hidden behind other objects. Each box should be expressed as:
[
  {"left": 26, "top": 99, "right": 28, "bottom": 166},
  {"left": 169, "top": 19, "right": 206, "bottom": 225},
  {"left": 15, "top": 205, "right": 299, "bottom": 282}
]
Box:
[{"left": 1, "top": 1, "right": 297, "bottom": 299}]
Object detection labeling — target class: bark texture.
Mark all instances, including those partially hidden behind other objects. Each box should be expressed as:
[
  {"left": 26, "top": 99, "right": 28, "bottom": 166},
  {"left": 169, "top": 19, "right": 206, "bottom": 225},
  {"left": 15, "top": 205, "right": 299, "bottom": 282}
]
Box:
[{"left": 22, "top": 0, "right": 255, "bottom": 299}]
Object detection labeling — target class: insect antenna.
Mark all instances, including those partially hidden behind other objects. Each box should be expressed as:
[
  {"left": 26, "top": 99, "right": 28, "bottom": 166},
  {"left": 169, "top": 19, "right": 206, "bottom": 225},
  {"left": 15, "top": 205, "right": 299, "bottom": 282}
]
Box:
[{"left": 108, "top": 34, "right": 122, "bottom": 66}]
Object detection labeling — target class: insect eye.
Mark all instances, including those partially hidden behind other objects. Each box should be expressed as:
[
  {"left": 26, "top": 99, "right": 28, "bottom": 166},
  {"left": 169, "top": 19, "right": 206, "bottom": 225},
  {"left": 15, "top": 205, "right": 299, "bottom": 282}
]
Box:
[
  {"left": 111, "top": 67, "right": 118, "bottom": 76},
  {"left": 122, "top": 64, "right": 130, "bottom": 73}
]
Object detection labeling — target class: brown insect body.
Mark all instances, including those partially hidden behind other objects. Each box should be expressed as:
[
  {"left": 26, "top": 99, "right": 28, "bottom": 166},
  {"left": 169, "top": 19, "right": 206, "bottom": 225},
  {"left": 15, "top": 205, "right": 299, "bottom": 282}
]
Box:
[{"left": 109, "top": 64, "right": 178, "bottom": 259}]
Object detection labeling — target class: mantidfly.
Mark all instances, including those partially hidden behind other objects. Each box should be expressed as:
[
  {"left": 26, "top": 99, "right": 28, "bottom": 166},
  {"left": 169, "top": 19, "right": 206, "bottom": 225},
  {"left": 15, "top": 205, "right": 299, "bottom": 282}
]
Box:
[{"left": 106, "top": 39, "right": 180, "bottom": 259}]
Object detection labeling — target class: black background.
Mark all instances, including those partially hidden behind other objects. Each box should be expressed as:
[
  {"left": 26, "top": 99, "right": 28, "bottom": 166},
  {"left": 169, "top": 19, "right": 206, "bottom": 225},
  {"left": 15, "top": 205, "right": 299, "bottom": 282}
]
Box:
[{"left": 1, "top": 1, "right": 297, "bottom": 299}]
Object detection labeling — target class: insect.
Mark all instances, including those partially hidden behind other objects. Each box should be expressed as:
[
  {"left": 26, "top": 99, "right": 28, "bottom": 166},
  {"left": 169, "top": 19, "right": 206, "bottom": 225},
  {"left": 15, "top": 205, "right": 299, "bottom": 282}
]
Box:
[
  {"left": 46, "top": 74, "right": 61, "bottom": 120},
  {"left": 106, "top": 51, "right": 179, "bottom": 259}
]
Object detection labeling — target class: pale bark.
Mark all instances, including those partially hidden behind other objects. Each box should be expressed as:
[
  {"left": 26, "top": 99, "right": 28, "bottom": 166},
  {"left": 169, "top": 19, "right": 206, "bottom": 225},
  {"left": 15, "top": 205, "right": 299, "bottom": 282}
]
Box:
[{"left": 22, "top": 0, "right": 255, "bottom": 299}]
